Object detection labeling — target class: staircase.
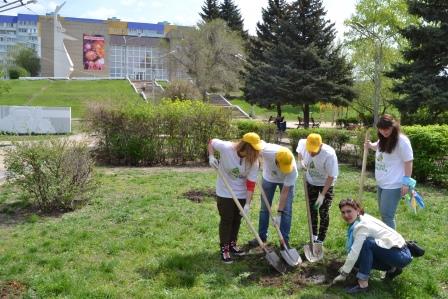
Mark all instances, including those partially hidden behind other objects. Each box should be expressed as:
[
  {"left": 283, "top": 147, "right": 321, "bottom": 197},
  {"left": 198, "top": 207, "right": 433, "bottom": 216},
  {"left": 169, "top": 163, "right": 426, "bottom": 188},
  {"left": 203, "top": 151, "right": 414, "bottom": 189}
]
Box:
[{"left": 208, "top": 93, "right": 251, "bottom": 119}]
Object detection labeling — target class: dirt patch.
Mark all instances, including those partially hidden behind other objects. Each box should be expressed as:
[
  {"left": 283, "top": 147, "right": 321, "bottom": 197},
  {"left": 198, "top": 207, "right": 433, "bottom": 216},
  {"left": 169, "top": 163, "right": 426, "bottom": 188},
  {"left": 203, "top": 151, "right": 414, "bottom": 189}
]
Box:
[
  {"left": 0, "top": 201, "right": 68, "bottom": 227},
  {"left": 182, "top": 188, "right": 216, "bottom": 203},
  {"left": 0, "top": 280, "right": 26, "bottom": 299},
  {"left": 100, "top": 165, "right": 211, "bottom": 175}
]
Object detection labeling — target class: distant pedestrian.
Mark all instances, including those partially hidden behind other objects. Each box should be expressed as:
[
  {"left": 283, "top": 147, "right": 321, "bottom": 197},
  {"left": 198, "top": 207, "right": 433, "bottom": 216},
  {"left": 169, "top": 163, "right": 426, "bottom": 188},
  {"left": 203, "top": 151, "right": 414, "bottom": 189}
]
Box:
[
  {"left": 365, "top": 114, "right": 413, "bottom": 229},
  {"left": 208, "top": 132, "right": 263, "bottom": 263}
]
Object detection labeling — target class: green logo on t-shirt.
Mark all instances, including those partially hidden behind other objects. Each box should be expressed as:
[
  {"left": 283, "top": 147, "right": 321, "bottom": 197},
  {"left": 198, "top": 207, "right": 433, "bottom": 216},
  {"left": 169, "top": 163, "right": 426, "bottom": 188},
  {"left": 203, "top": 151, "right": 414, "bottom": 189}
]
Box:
[
  {"left": 377, "top": 153, "right": 383, "bottom": 162},
  {"left": 309, "top": 161, "right": 315, "bottom": 169},
  {"left": 230, "top": 167, "right": 241, "bottom": 178}
]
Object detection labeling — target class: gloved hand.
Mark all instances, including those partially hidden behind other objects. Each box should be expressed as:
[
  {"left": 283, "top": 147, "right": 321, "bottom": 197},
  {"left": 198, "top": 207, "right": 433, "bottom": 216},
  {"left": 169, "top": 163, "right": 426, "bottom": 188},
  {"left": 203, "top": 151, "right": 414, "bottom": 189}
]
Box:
[
  {"left": 332, "top": 274, "right": 347, "bottom": 284},
  {"left": 209, "top": 155, "right": 219, "bottom": 169},
  {"left": 297, "top": 160, "right": 307, "bottom": 170},
  {"left": 314, "top": 192, "right": 325, "bottom": 210},
  {"left": 241, "top": 204, "right": 250, "bottom": 216},
  {"left": 274, "top": 212, "right": 282, "bottom": 226}
]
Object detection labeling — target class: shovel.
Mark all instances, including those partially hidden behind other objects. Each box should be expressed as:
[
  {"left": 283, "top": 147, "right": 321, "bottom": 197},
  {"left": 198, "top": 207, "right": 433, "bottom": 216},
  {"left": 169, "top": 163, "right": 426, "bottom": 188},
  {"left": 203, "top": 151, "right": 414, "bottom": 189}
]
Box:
[
  {"left": 302, "top": 172, "right": 324, "bottom": 262},
  {"left": 216, "top": 168, "right": 287, "bottom": 274},
  {"left": 359, "top": 129, "right": 370, "bottom": 201},
  {"left": 259, "top": 181, "right": 302, "bottom": 266}
]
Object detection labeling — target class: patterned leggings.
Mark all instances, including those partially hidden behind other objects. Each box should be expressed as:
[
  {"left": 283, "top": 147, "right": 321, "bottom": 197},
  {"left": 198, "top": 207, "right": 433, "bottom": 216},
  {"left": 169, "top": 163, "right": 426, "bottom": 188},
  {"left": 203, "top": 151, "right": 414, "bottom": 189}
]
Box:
[{"left": 307, "top": 183, "right": 334, "bottom": 242}]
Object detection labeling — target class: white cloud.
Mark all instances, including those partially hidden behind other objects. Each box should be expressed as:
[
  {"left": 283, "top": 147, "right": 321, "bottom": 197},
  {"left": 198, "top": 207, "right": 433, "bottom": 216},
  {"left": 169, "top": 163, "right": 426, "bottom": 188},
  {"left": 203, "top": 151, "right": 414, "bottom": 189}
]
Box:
[{"left": 120, "top": 0, "right": 146, "bottom": 8}]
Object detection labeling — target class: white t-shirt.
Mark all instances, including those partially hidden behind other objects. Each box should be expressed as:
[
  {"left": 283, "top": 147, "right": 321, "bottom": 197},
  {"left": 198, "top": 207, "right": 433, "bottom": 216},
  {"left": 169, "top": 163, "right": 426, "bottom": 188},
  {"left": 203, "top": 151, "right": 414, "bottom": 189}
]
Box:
[
  {"left": 261, "top": 143, "right": 298, "bottom": 186},
  {"left": 211, "top": 139, "right": 259, "bottom": 199},
  {"left": 296, "top": 139, "right": 338, "bottom": 186},
  {"left": 375, "top": 134, "right": 413, "bottom": 189}
]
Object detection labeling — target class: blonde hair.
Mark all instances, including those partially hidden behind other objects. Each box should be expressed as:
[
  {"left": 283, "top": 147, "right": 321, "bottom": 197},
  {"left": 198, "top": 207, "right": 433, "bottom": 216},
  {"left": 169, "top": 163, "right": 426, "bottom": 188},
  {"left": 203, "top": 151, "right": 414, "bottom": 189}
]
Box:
[{"left": 235, "top": 140, "right": 260, "bottom": 166}]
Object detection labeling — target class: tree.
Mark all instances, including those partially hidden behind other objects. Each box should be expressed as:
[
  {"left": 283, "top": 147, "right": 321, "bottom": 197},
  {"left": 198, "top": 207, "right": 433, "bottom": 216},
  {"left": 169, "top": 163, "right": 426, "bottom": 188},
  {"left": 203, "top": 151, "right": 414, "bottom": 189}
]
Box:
[
  {"left": 281, "top": 0, "right": 355, "bottom": 127},
  {"left": 388, "top": 0, "right": 448, "bottom": 121},
  {"left": 10, "top": 46, "right": 41, "bottom": 77},
  {"left": 169, "top": 19, "right": 245, "bottom": 99},
  {"left": 244, "top": 0, "right": 290, "bottom": 116},
  {"left": 219, "top": 0, "right": 248, "bottom": 38},
  {"left": 199, "top": 0, "right": 220, "bottom": 22},
  {"left": 345, "top": 0, "right": 416, "bottom": 125}
]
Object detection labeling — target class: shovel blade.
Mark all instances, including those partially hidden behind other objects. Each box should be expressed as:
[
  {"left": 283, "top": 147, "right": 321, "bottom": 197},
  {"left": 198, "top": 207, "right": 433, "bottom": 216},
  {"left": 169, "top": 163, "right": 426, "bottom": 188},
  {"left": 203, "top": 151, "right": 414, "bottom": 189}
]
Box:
[
  {"left": 280, "top": 248, "right": 302, "bottom": 266},
  {"left": 265, "top": 251, "right": 287, "bottom": 274},
  {"left": 303, "top": 243, "right": 323, "bottom": 263}
]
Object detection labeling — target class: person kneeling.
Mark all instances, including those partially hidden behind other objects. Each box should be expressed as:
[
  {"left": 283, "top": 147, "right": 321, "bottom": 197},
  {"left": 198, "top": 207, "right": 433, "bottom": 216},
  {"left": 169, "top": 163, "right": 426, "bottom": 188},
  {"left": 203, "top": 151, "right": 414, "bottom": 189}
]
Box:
[{"left": 333, "top": 199, "right": 412, "bottom": 294}]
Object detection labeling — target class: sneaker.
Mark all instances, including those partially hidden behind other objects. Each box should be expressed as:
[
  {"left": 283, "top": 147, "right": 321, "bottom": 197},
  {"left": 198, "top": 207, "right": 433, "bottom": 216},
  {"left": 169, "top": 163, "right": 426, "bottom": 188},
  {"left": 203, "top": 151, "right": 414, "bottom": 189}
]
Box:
[
  {"left": 385, "top": 267, "right": 403, "bottom": 280},
  {"left": 230, "top": 241, "right": 246, "bottom": 256},
  {"left": 220, "top": 244, "right": 233, "bottom": 264},
  {"left": 248, "top": 238, "right": 266, "bottom": 247},
  {"left": 346, "top": 285, "right": 369, "bottom": 294}
]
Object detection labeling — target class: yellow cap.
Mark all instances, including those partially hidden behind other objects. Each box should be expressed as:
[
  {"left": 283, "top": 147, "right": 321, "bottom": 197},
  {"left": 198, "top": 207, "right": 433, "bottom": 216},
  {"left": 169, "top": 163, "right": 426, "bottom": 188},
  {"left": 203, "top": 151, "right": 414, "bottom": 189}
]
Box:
[
  {"left": 242, "top": 132, "right": 263, "bottom": 151},
  {"left": 275, "top": 147, "right": 294, "bottom": 174},
  {"left": 306, "top": 133, "right": 322, "bottom": 153}
]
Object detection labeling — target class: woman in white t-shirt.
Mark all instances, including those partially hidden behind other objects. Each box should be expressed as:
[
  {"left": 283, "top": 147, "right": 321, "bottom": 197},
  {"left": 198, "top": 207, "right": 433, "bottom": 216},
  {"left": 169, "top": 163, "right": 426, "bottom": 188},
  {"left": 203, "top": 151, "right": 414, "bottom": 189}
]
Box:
[
  {"left": 365, "top": 114, "right": 413, "bottom": 229},
  {"left": 208, "top": 132, "right": 263, "bottom": 264}
]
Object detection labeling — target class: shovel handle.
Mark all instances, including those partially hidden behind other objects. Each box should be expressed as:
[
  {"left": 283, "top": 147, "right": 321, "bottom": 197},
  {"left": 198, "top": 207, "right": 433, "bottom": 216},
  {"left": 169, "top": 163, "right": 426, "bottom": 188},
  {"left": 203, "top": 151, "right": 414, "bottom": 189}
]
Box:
[
  {"left": 359, "top": 129, "right": 370, "bottom": 201},
  {"left": 216, "top": 168, "right": 268, "bottom": 253},
  {"left": 258, "top": 180, "right": 288, "bottom": 248},
  {"left": 303, "top": 172, "right": 315, "bottom": 250}
]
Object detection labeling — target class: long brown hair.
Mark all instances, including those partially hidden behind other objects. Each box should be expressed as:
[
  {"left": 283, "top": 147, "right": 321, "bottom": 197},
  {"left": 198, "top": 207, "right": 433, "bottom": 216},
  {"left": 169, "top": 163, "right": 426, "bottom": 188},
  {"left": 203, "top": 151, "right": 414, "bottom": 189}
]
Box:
[
  {"left": 377, "top": 114, "right": 400, "bottom": 153},
  {"left": 235, "top": 141, "right": 260, "bottom": 166},
  {"left": 339, "top": 198, "right": 365, "bottom": 215}
]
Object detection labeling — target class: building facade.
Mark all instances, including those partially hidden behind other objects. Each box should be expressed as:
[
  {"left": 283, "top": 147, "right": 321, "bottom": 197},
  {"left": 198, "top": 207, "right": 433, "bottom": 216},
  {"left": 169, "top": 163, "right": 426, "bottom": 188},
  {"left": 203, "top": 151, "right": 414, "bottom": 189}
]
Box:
[{"left": 0, "top": 13, "right": 188, "bottom": 81}]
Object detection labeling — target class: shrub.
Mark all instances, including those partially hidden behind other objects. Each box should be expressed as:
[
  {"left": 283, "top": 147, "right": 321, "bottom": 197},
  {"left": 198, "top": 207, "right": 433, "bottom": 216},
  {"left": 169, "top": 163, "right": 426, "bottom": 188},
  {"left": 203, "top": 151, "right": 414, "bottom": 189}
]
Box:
[
  {"left": 4, "top": 139, "right": 95, "bottom": 212},
  {"left": 403, "top": 125, "right": 448, "bottom": 186},
  {"left": 288, "top": 128, "right": 351, "bottom": 155},
  {"left": 8, "top": 66, "right": 29, "bottom": 79},
  {"left": 233, "top": 120, "right": 277, "bottom": 143},
  {"left": 162, "top": 80, "right": 201, "bottom": 100},
  {"left": 86, "top": 100, "right": 233, "bottom": 166}
]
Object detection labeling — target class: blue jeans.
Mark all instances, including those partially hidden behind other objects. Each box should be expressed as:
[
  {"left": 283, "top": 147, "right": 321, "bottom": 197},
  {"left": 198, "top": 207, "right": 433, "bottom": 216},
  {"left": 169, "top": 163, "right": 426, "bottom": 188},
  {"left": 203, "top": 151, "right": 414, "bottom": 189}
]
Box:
[
  {"left": 377, "top": 187, "right": 402, "bottom": 229},
  {"left": 258, "top": 178, "right": 294, "bottom": 243},
  {"left": 355, "top": 237, "right": 412, "bottom": 280}
]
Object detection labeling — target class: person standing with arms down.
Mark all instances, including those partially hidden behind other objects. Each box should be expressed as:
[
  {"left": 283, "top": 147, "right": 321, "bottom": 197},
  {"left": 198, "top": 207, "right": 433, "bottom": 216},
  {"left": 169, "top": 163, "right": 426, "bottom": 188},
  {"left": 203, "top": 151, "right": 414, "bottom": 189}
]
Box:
[
  {"left": 248, "top": 144, "right": 298, "bottom": 248},
  {"left": 296, "top": 133, "right": 338, "bottom": 243},
  {"left": 208, "top": 133, "right": 263, "bottom": 263},
  {"left": 365, "top": 114, "right": 413, "bottom": 229}
]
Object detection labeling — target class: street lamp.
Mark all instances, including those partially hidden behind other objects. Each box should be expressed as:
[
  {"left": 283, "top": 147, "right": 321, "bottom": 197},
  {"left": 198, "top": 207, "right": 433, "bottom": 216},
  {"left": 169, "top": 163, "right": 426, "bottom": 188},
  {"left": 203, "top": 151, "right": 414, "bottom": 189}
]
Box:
[
  {"left": 122, "top": 34, "right": 143, "bottom": 79},
  {"left": 234, "top": 53, "right": 254, "bottom": 117},
  {"left": 149, "top": 50, "right": 176, "bottom": 101}
]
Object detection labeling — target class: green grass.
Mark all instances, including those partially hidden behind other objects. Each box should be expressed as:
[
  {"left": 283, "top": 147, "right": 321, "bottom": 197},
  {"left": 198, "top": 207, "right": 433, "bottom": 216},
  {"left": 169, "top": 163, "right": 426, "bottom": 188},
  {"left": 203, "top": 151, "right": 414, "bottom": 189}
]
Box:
[
  {"left": 0, "top": 165, "right": 446, "bottom": 298},
  {"left": 230, "top": 98, "right": 359, "bottom": 123},
  {"left": 0, "top": 80, "right": 141, "bottom": 118}
]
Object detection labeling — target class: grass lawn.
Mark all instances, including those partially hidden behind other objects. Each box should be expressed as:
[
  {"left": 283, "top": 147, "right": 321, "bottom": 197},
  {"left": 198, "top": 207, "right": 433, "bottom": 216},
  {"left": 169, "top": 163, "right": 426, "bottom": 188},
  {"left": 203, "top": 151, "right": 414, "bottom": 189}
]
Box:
[
  {"left": 0, "top": 165, "right": 446, "bottom": 298},
  {"left": 0, "top": 80, "right": 141, "bottom": 118},
  {"left": 230, "top": 98, "right": 359, "bottom": 123}
]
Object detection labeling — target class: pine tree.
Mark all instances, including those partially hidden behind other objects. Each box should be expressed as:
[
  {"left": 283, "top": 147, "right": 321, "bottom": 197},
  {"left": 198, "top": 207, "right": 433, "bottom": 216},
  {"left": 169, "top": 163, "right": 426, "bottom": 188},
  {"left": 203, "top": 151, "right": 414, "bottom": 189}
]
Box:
[
  {"left": 281, "top": 0, "right": 355, "bottom": 126},
  {"left": 199, "top": 0, "right": 220, "bottom": 22},
  {"left": 243, "top": 0, "right": 290, "bottom": 116},
  {"left": 388, "top": 0, "right": 448, "bottom": 121},
  {"left": 219, "top": 0, "right": 247, "bottom": 38}
]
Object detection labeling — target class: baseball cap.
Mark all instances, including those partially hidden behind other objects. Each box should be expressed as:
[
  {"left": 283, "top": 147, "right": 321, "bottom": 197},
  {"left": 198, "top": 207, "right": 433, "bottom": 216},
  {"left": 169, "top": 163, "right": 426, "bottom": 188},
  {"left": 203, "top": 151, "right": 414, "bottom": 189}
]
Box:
[
  {"left": 306, "top": 133, "right": 322, "bottom": 153},
  {"left": 242, "top": 132, "right": 264, "bottom": 151},
  {"left": 275, "top": 147, "right": 294, "bottom": 174}
]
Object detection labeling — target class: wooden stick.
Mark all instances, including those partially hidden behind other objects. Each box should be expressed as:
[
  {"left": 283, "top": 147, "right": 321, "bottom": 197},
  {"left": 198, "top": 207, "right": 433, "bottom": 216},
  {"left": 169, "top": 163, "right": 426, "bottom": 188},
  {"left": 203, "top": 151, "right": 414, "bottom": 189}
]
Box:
[{"left": 359, "top": 129, "right": 370, "bottom": 201}]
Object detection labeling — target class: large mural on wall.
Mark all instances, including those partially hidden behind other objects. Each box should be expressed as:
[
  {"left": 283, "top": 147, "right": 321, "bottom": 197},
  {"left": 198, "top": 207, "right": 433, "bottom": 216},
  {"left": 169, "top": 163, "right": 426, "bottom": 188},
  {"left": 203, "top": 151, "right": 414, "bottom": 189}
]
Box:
[{"left": 83, "top": 35, "right": 105, "bottom": 70}]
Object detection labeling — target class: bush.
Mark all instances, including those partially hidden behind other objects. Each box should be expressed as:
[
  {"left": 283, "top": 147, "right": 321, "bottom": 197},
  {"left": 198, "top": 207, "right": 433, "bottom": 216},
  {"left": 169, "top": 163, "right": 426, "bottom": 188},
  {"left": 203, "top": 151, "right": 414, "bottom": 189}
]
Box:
[
  {"left": 233, "top": 120, "right": 277, "bottom": 143},
  {"left": 4, "top": 139, "right": 95, "bottom": 212},
  {"left": 86, "top": 100, "right": 233, "bottom": 166},
  {"left": 8, "top": 66, "right": 29, "bottom": 79},
  {"left": 403, "top": 125, "right": 448, "bottom": 186},
  {"left": 162, "top": 80, "right": 201, "bottom": 100},
  {"left": 288, "top": 128, "right": 351, "bottom": 155}
]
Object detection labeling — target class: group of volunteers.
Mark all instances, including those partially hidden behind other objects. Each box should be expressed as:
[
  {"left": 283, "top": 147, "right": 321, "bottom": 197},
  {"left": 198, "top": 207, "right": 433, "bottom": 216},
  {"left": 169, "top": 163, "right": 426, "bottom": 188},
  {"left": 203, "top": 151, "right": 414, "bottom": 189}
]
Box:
[{"left": 208, "top": 114, "right": 416, "bottom": 294}]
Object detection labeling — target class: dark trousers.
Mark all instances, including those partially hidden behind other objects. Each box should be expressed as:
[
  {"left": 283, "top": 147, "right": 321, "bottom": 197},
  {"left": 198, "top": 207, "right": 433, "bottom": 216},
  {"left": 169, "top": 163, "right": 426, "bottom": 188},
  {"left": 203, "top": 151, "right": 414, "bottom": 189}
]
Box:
[
  {"left": 217, "top": 196, "right": 246, "bottom": 247},
  {"left": 307, "top": 182, "right": 333, "bottom": 241}
]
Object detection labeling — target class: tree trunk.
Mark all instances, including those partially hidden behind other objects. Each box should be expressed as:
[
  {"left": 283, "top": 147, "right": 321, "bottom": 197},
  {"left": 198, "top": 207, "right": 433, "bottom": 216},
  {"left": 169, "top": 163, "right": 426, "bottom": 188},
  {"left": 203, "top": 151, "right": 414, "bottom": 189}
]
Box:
[
  {"left": 304, "top": 104, "right": 310, "bottom": 129},
  {"left": 276, "top": 103, "right": 282, "bottom": 117},
  {"left": 373, "top": 44, "right": 383, "bottom": 127}
]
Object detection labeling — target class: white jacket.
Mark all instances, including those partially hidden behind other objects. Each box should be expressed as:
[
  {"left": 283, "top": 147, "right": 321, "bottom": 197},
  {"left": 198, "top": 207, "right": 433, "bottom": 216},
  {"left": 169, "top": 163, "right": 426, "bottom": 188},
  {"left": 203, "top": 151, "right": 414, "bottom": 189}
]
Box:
[{"left": 341, "top": 214, "right": 406, "bottom": 274}]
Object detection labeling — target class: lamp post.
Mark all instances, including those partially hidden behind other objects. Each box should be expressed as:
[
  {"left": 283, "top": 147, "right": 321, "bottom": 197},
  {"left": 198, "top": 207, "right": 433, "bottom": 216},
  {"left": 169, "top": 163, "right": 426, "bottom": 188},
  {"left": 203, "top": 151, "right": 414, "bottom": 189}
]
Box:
[
  {"left": 149, "top": 50, "right": 176, "bottom": 101},
  {"left": 234, "top": 53, "right": 254, "bottom": 117},
  {"left": 123, "top": 34, "right": 143, "bottom": 79}
]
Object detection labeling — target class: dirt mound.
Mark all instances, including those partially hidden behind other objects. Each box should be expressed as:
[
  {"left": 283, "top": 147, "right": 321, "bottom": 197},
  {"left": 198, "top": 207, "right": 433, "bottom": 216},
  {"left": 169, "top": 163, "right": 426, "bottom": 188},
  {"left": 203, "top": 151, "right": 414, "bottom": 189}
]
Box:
[
  {"left": 0, "top": 280, "right": 26, "bottom": 298},
  {"left": 182, "top": 188, "right": 216, "bottom": 203}
]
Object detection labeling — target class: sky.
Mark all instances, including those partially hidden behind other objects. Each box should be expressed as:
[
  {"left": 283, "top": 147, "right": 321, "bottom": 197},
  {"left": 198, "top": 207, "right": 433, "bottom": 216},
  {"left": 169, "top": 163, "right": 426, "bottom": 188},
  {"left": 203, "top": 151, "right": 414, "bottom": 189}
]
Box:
[{"left": 7, "top": 0, "right": 357, "bottom": 39}]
